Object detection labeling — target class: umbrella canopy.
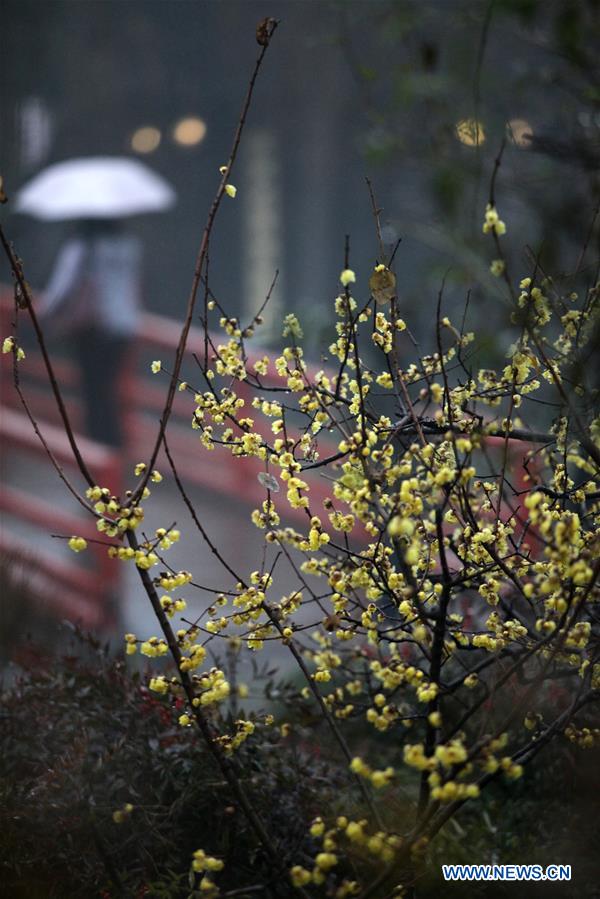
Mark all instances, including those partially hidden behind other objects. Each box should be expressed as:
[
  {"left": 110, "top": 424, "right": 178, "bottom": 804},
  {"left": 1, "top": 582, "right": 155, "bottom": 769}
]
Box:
[{"left": 14, "top": 156, "right": 176, "bottom": 220}]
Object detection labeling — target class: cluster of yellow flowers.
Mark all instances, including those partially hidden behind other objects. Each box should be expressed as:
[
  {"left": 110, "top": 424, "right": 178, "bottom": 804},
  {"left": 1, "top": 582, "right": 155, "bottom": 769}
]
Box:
[
  {"left": 290, "top": 813, "right": 402, "bottom": 891},
  {"left": 564, "top": 725, "right": 600, "bottom": 749},
  {"left": 140, "top": 636, "right": 169, "bottom": 658},
  {"left": 159, "top": 570, "right": 193, "bottom": 591},
  {"left": 350, "top": 756, "right": 395, "bottom": 789},
  {"left": 482, "top": 203, "right": 506, "bottom": 235},
  {"left": 112, "top": 802, "right": 134, "bottom": 824},
  {"left": 190, "top": 848, "right": 224, "bottom": 897},
  {"left": 149, "top": 675, "right": 169, "bottom": 694},
  {"left": 104, "top": 210, "right": 599, "bottom": 886},
  {"left": 215, "top": 719, "right": 255, "bottom": 754},
  {"left": 68, "top": 536, "right": 87, "bottom": 553},
  {"left": 178, "top": 641, "right": 207, "bottom": 672},
  {"left": 83, "top": 482, "right": 150, "bottom": 542},
  {"left": 193, "top": 668, "right": 231, "bottom": 706},
  {"left": 159, "top": 593, "right": 186, "bottom": 618},
  {"left": 2, "top": 335, "right": 25, "bottom": 360}
]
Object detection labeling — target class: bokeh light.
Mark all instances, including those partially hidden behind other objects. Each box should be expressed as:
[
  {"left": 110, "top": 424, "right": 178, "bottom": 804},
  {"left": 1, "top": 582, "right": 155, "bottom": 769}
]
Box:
[
  {"left": 130, "top": 126, "right": 161, "bottom": 154},
  {"left": 173, "top": 117, "right": 207, "bottom": 146}
]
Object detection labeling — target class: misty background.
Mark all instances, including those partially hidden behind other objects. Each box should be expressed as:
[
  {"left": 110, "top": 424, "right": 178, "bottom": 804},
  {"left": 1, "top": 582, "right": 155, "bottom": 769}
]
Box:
[{"left": 2, "top": 0, "right": 598, "bottom": 354}]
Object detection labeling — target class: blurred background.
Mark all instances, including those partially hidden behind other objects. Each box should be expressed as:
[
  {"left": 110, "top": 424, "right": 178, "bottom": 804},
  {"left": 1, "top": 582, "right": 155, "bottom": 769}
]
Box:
[{"left": 1, "top": 0, "right": 599, "bottom": 658}]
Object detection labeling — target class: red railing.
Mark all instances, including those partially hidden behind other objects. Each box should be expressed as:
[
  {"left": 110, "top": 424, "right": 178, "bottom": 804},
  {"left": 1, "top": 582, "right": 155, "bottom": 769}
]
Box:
[{"left": 0, "top": 406, "right": 122, "bottom": 628}]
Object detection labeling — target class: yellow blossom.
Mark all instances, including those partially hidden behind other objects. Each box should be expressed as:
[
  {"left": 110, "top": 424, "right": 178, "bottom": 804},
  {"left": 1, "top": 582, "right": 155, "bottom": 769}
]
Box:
[
  {"left": 482, "top": 203, "right": 506, "bottom": 236},
  {"left": 68, "top": 536, "right": 87, "bottom": 553},
  {"left": 290, "top": 866, "right": 312, "bottom": 887}
]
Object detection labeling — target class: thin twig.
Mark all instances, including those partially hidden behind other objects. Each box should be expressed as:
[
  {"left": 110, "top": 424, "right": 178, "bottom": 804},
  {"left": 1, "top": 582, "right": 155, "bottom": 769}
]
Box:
[{"left": 129, "top": 28, "right": 278, "bottom": 506}]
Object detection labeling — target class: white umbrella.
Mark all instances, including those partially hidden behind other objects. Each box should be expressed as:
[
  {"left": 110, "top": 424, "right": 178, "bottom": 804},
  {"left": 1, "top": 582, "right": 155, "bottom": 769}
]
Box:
[{"left": 14, "top": 156, "right": 176, "bottom": 220}]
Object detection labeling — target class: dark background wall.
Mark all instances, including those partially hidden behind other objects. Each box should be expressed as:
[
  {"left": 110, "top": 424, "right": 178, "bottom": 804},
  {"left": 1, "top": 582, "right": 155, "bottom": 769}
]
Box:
[{"left": 2, "top": 0, "right": 598, "bottom": 356}]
